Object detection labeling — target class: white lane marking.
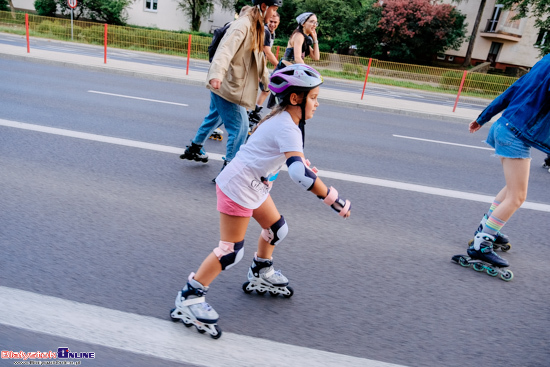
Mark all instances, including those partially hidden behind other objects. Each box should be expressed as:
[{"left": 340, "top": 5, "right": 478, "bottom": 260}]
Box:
[
  {"left": 0, "top": 286, "right": 405, "bottom": 367},
  {"left": 393, "top": 134, "right": 493, "bottom": 151},
  {"left": 1, "top": 118, "right": 549, "bottom": 213},
  {"left": 88, "top": 90, "right": 189, "bottom": 107}
]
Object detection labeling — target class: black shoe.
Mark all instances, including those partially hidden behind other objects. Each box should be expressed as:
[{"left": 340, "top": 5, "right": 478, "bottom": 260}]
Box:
[{"left": 180, "top": 143, "right": 208, "bottom": 163}]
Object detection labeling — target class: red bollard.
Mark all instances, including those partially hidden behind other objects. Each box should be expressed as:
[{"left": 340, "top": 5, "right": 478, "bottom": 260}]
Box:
[
  {"left": 361, "top": 58, "right": 372, "bottom": 100},
  {"left": 453, "top": 70, "right": 468, "bottom": 112},
  {"left": 25, "top": 14, "right": 29, "bottom": 53},
  {"left": 186, "top": 34, "right": 192, "bottom": 75},
  {"left": 104, "top": 24, "right": 108, "bottom": 64}
]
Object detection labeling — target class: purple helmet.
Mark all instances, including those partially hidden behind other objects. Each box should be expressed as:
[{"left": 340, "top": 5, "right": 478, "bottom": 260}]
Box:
[{"left": 268, "top": 64, "right": 323, "bottom": 103}]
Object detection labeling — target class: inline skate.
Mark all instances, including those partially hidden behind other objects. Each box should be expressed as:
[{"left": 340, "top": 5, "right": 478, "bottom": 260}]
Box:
[
  {"left": 179, "top": 142, "right": 208, "bottom": 163},
  {"left": 452, "top": 233, "right": 513, "bottom": 282},
  {"left": 170, "top": 273, "right": 222, "bottom": 339},
  {"left": 467, "top": 214, "right": 511, "bottom": 251},
  {"left": 209, "top": 128, "right": 223, "bottom": 141},
  {"left": 242, "top": 254, "right": 293, "bottom": 297}
]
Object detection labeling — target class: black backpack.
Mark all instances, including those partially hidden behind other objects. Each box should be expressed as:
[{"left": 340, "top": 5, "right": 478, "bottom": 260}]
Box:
[{"left": 208, "top": 22, "right": 232, "bottom": 63}]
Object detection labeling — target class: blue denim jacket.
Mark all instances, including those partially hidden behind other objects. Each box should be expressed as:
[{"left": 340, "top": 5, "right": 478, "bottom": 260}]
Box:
[{"left": 477, "top": 54, "right": 550, "bottom": 155}]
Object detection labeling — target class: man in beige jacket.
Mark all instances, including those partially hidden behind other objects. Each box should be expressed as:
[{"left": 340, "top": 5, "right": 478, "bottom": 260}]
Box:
[{"left": 180, "top": 0, "right": 281, "bottom": 180}]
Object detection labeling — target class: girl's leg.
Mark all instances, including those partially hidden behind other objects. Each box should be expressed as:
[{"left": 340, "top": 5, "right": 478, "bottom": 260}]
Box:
[
  {"left": 490, "top": 157, "right": 530, "bottom": 224},
  {"left": 252, "top": 195, "right": 283, "bottom": 259},
  {"left": 193, "top": 213, "right": 250, "bottom": 287}
]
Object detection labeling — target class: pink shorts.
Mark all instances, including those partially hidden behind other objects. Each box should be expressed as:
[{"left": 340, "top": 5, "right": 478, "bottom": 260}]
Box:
[{"left": 216, "top": 185, "right": 253, "bottom": 217}]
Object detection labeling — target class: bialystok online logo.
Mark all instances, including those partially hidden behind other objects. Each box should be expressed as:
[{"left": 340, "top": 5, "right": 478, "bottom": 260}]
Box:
[{"left": 2, "top": 347, "right": 95, "bottom": 364}]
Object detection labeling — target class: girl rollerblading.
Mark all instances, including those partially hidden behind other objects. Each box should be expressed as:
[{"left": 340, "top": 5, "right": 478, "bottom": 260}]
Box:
[{"left": 171, "top": 63, "right": 351, "bottom": 339}]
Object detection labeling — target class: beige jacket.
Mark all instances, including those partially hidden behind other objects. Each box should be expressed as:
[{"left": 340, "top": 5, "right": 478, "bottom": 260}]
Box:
[{"left": 207, "top": 14, "right": 269, "bottom": 111}]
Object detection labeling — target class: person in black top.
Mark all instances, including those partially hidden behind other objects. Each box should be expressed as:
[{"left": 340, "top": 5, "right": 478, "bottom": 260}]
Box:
[
  {"left": 266, "top": 12, "right": 320, "bottom": 108},
  {"left": 248, "top": 12, "right": 281, "bottom": 123}
]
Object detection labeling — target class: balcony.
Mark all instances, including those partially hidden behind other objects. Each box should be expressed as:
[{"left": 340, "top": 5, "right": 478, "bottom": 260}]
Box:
[{"left": 480, "top": 19, "right": 522, "bottom": 42}]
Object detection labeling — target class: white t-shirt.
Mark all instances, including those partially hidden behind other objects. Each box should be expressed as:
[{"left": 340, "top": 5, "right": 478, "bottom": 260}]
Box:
[{"left": 216, "top": 111, "right": 303, "bottom": 209}]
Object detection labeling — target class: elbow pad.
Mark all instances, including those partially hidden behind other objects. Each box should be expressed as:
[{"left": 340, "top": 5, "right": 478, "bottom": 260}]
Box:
[{"left": 286, "top": 156, "right": 317, "bottom": 190}]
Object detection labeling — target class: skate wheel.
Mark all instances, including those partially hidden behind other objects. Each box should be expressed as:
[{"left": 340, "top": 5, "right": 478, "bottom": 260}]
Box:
[
  {"left": 500, "top": 270, "right": 514, "bottom": 282},
  {"left": 269, "top": 291, "right": 278, "bottom": 297},
  {"left": 283, "top": 286, "right": 294, "bottom": 298},
  {"left": 242, "top": 282, "right": 253, "bottom": 294},
  {"left": 500, "top": 244, "right": 511, "bottom": 252},
  {"left": 472, "top": 263, "right": 484, "bottom": 272},
  {"left": 487, "top": 268, "right": 498, "bottom": 277},
  {"left": 195, "top": 325, "right": 206, "bottom": 334},
  {"left": 210, "top": 325, "right": 222, "bottom": 339},
  {"left": 453, "top": 255, "right": 470, "bottom": 267},
  {"left": 256, "top": 289, "right": 267, "bottom": 295},
  {"left": 169, "top": 308, "right": 180, "bottom": 322}
]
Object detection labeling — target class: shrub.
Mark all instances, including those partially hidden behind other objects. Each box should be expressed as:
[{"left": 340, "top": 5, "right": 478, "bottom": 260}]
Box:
[{"left": 34, "top": 0, "right": 57, "bottom": 16}]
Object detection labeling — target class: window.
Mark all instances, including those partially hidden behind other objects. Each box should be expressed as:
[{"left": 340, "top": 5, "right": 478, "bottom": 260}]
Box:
[
  {"left": 145, "top": 0, "right": 158, "bottom": 11},
  {"left": 535, "top": 29, "right": 549, "bottom": 47},
  {"left": 503, "top": 10, "right": 521, "bottom": 29}
]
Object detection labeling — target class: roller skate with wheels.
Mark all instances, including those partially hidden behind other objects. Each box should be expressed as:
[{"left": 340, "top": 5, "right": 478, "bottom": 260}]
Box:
[
  {"left": 209, "top": 128, "right": 223, "bottom": 141},
  {"left": 248, "top": 106, "right": 263, "bottom": 127},
  {"left": 242, "top": 253, "right": 294, "bottom": 297},
  {"left": 170, "top": 272, "right": 222, "bottom": 339},
  {"left": 452, "top": 233, "right": 513, "bottom": 282},
  {"left": 467, "top": 214, "right": 511, "bottom": 252},
  {"left": 180, "top": 142, "right": 208, "bottom": 163}
]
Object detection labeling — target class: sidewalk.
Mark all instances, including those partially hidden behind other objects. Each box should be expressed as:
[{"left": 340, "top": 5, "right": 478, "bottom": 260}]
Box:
[{"left": 0, "top": 42, "right": 482, "bottom": 123}]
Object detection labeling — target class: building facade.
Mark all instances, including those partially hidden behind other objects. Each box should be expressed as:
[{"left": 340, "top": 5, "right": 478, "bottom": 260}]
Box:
[
  {"left": 441, "top": 0, "right": 547, "bottom": 71},
  {"left": 11, "top": 0, "right": 235, "bottom": 33}
]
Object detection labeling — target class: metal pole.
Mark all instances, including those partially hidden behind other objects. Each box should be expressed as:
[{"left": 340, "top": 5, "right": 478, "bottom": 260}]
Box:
[{"left": 70, "top": 8, "right": 74, "bottom": 40}]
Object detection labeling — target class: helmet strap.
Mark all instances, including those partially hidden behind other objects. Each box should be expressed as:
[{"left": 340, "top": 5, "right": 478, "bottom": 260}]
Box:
[
  {"left": 257, "top": 4, "right": 269, "bottom": 19},
  {"left": 298, "top": 90, "right": 310, "bottom": 147}
]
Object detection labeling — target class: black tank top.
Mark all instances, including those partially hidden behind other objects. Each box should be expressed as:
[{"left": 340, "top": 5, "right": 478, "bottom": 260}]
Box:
[{"left": 282, "top": 29, "right": 313, "bottom": 62}]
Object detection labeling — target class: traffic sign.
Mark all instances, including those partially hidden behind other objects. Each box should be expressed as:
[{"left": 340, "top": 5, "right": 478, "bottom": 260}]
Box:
[{"left": 68, "top": 0, "right": 77, "bottom": 9}]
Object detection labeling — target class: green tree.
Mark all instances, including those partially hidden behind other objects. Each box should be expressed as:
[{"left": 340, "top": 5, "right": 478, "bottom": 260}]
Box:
[
  {"left": 177, "top": 0, "right": 235, "bottom": 31},
  {"left": 0, "top": 0, "right": 9, "bottom": 11},
  {"left": 353, "top": 0, "right": 466, "bottom": 64},
  {"left": 34, "top": 0, "right": 57, "bottom": 16},
  {"left": 294, "top": 0, "right": 363, "bottom": 53},
  {"left": 499, "top": 0, "right": 550, "bottom": 56},
  {"left": 55, "top": 0, "right": 135, "bottom": 25}
]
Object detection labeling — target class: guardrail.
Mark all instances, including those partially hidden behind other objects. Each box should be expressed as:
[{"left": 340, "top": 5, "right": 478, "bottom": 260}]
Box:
[{"left": 0, "top": 11, "right": 519, "bottom": 102}]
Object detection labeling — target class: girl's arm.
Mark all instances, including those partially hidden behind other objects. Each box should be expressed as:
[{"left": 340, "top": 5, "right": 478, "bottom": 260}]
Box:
[
  {"left": 284, "top": 151, "right": 351, "bottom": 218},
  {"left": 292, "top": 34, "right": 306, "bottom": 64},
  {"left": 309, "top": 29, "right": 320, "bottom": 61}
]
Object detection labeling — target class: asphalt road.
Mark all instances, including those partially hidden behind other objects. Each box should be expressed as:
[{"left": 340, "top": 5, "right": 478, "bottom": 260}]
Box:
[
  {"left": 0, "top": 32, "right": 489, "bottom": 111},
  {"left": 1, "top": 56, "right": 549, "bottom": 367}
]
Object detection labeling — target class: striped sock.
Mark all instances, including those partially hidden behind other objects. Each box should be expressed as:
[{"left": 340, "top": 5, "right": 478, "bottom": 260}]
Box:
[
  {"left": 483, "top": 215, "right": 506, "bottom": 236},
  {"left": 487, "top": 200, "right": 500, "bottom": 216}
]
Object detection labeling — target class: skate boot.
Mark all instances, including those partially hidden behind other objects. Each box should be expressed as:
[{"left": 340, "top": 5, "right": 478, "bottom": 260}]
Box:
[
  {"left": 248, "top": 106, "right": 263, "bottom": 127},
  {"left": 180, "top": 142, "right": 208, "bottom": 163},
  {"left": 452, "top": 233, "right": 513, "bottom": 281},
  {"left": 170, "top": 273, "right": 222, "bottom": 339},
  {"left": 209, "top": 128, "right": 223, "bottom": 141},
  {"left": 242, "top": 254, "right": 294, "bottom": 297},
  {"left": 467, "top": 214, "right": 511, "bottom": 251}
]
